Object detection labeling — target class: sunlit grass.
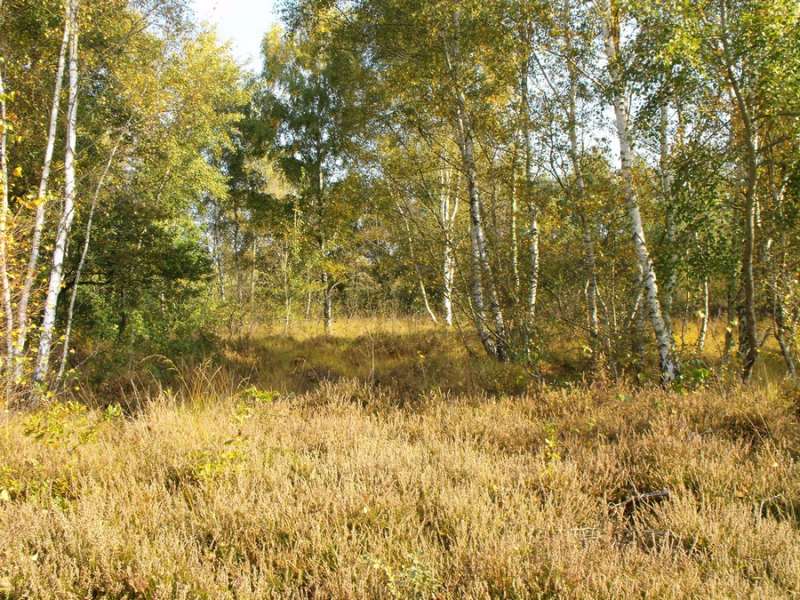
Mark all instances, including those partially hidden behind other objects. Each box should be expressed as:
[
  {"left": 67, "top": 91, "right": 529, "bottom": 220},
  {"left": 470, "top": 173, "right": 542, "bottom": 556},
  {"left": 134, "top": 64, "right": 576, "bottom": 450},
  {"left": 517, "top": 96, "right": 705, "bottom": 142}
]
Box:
[{"left": 1, "top": 318, "right": 798, "bottom": 598}]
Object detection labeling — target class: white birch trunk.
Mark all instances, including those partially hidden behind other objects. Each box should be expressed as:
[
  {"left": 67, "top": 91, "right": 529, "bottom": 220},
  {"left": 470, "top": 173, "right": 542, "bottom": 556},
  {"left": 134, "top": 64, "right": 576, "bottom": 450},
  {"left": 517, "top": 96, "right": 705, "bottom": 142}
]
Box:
[
  {"left": 33, "top": 0, "right": 80, "bottom": 385},
  {"left": 15, "top": 16, "right": 70, "bottom": 376},
  {"left": 527, "top": 202, "right": 539, "bottom": 323},
  {"left": 520, "top": 51, "right": 539, "bottom": 330},
  {"left": 323, "top": 273, "right": 333, "bottom": 335},
  {"left": 601, "top": 6, "right": 678, "bottom": 384},
  {"left": 510, "top": 150, "right": 520, "bottom": 295},
  {"left": 719, "top": 2, "right": 759, "bottom": 381},
  {"left": 443, "top": 31, "right": 507, "bottom": 359},
  {"left": 563, "top": 7, "right": 601, "bottom": 352},
  {"left": 440, "top": 166, "right": 457, "bottom": 327},
  {"left": 697, "top": 278, "right": 709, "bottom": 353},
  {"left": 406, "top": 216, "right": 438, "bottom": 325},
  {"left": 659, "top": 105, "right": 678, "bottom": 345},
  {"left": 281, "top": 244, "right": 291, "bottom": 335},
  {"left": 457, "top": 110, "right": 507, "bottom": 359},
  {"left": 0, "top": 66, "right": 14, "bottom": 378},
  {"left": 56, "top": 136, "right": 120, "bottom": 385}
]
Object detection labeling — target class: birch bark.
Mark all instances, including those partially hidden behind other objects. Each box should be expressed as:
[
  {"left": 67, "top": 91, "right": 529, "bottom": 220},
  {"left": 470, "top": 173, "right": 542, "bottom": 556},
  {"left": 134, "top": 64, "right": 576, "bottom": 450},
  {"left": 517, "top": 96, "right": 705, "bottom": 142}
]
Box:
[
  {"left": 440, "top": 167, "right": 457, "bottom": 327},
  {"left": 601, "top": 2, "right": 678, "bottom": 384},
  {"left": 659, "top": 105, "right": 677, "bottom": 345},
  {"left": 0, "top": 66, "right": 13, "bottom": 377},
  {"left": 720, "top": 1, "right": 759, "bottom": 381},
  {"left": 456, "top": 108, "right": 507, "bottom": 359},
  {"left": 33, "top": 0, "right": 80, "bottom": 385},
  {"left": 16, "top": 15, "right": 70, "bottom": 376},
  {"left": 56, "top": 135, "right": 121, "bottom": 384},
  {"left": 697, "top": 278, "right": 709, "bottom": 353}
]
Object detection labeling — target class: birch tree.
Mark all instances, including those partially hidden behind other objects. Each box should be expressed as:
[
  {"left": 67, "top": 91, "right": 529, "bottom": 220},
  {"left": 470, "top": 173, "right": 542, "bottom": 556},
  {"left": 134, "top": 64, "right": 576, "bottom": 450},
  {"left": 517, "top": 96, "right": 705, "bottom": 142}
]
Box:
[
  {"left": 599, "top": 0, "right": 679, "bottom": 384},
  {"left": 33, "top": 0, "right": 79, "bottom": 385},
  {"left": 440, "top": 165, "right": 458, "bottom": 327},
  {"left": 15, "top": 13, "right": 70, "bottom": 378},
  {"left": 0, "top": 64, "right": 13, "bottom": 379}
]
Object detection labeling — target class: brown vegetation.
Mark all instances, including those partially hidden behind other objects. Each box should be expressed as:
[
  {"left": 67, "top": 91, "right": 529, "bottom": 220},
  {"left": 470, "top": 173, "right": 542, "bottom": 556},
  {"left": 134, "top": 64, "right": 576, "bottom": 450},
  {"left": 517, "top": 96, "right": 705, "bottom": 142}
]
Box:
[{"left": 2, "top": 320, "right": 799, "bottom": 598}]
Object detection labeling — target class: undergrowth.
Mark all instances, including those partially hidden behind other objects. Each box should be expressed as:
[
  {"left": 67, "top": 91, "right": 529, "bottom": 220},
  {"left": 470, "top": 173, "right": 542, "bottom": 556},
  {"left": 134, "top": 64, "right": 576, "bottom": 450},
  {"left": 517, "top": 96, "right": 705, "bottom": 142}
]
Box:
[{"left": 1, "top": 319, "right": 799, "bottom": 598}]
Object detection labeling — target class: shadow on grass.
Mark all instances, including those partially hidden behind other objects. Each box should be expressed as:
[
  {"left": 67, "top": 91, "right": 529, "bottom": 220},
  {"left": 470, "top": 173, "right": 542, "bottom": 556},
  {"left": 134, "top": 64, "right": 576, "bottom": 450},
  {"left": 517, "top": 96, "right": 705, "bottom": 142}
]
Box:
[{"left": 215, "top": 329, "right": 536, "bottom": 400}]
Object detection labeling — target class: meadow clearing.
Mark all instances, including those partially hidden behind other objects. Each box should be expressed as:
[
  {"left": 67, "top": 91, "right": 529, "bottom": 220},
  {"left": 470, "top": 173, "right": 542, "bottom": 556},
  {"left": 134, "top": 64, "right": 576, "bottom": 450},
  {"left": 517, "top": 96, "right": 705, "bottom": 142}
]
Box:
[{"left": 1, "top": 319, "right": 799, "bottom": 599}]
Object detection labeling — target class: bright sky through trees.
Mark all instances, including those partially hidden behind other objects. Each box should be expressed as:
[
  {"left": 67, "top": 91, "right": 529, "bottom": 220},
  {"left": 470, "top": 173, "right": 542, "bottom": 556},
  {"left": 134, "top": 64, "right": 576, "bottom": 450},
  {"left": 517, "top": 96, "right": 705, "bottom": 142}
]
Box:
[{"left": 193, "top": 0, "right": 277, "bottom": 68}]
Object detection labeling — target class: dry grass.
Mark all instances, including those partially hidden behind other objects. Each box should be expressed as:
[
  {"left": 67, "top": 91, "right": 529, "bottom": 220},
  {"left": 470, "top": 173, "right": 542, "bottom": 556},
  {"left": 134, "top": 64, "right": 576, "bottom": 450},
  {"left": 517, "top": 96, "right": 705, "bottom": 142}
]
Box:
[{"left": 2, "top": 321, "right": 800, "bottom": 598}]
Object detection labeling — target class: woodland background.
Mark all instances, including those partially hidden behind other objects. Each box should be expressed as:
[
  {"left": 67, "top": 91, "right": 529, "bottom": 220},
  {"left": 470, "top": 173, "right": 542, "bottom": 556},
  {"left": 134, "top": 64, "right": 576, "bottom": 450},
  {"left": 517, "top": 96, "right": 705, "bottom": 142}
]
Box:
[{"left": 1, "top": 0, "right": 800, "bottom": 597}]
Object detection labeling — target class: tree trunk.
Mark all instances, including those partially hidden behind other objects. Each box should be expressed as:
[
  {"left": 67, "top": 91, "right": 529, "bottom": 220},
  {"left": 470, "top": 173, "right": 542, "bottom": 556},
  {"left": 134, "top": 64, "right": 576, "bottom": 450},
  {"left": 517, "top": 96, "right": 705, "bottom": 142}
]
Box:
[
  {"left": 697, "top": 278, "right": 709, "bottom": 353},
  {"left": 510, "top": 149, "right": 520, "bottom": 295},
  {"left": 455, "top": 106, "right": 507, "bottom": 360},
  {"left": 563, "top": 3, "right": 601, "bottom": 356},
  {"left": 282, "top": 245, "right": 291, "bottom": 335},
  {"left": 16, "top": 15, "right": 70, "bottom": 378},
  {"left": 630, "top": 269, "right": 646, "bottom": 366},
  {"left": 602, "top": 6, "right": 678, "bottom": 385},
  {"left": 56, "top": 135, "right": 121, "bottom": 385},
  {"left": 440, "top": 167, "right": 457, "bottom": 328},
  {"left": 774, "top": 295, "right": 797, "bottom": 379},
  {"left": 720, "top": 0, "right": 758, "bottom": 382},
  {"left": 250, "top": 237, "right": 257, "bottom": 321},
  {"left": 0, "top": 66, "right": 14, "bottom": 384},
  {"left": 738, "top": 154, "right": 759, "bottom": 381},
  {"left": 213, "top": 205, "right": 226, "bottom": 301},
  {"left": 323, "top": 272, "right": 333, "bottom": 335},
  {"left": 520, "top": 52, "right": 538, "bottom": 331},
  {"left": 443, "top": 27, "right": 507, "bottom": 359},
  {"left": 659, "top": 105, "right": 678, "bottom": 345},
  {"left": 724, "top": 273, "right": 737, "bottom": 360},
  {"left": 33, "top": 0, "right": 80, "bottom": 386},
  {"left": 772, "top": 247, "right": 796, "bottom": 378},
  {"left": 527, "top": 202, "right": 539, "bottom": 324},
  {"left": 401, "top": 209, "right": 437, "bottom": 325}
]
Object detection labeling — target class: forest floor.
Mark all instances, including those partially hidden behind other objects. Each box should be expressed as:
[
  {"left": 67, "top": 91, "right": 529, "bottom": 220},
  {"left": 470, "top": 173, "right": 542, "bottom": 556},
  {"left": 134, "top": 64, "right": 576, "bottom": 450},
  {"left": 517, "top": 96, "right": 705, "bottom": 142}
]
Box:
[{"left": 1, "top": 319, "right": 800, "bottom": 598}]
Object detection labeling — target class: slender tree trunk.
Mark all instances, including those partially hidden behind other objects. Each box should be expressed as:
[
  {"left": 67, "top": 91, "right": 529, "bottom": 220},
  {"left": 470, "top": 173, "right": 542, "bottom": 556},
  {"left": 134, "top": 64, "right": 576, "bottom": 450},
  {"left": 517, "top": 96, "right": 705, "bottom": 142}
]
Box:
[
  {"left": 697, "top": 277, "right": 709, "bottom": 353},
  {"left": 527, "top": 201, "right": 539, "bottom": 324},
  {"left": 455, "top": 106, "right": 507, "bottom": 359},
  {"left": 213, "top": 205, "right": 226, "bottom": 301},
  {"left": 440, "top": 168, "right": 457, "bottom": 327},
  {"left": 724, "top": 272, "right": 737, "bottom": 360},
  {"left": 774, "top": 295, "right": 797, "bottom": 379},
  {"left": 15, "top": 15, "right": 70, "bottom": 377},
  {"left": 772, "top": 245, "right": 796, "bottom": 378},
  {"left": 660, "top": 105, "right": 678, "bottom": 345},
  {"left": 602, "top": 6, "right": 678, "bottom": 384},
  {"left": 33, "top": 0, "right": 79, "bottom": 386},
  {"left": 720, "top": 0, "right": 758, "bottom": 381},
  {"left": 630, "top": 268, "right": 646, "bottom": 366},
  {"left": 232, "top": 209, "right": 244, "bottom": 306},
  {"left": 281, "top": 244, "right": 291, "bottom": 335},
  {"left": 442, "top": 244, "right": 455, "bottom": 327},
  {"left": 510, "top": 149, "right": 520, "bottom": 295},
  {"left": 520, "top": 53, "right": 538, "bottom": 330},
  {"left": 401, "top": 209, "right": 438, "bottom": 324},
  {"left": 738, "top": 156, "right": 759, "bottom": 381},
  {"left": 0, "top": 66, "right": 14, "bottom": 384},
  {"left": 443, "top": 27, "right": 506, "bottom": 359},
  {"left": 56, "top": 135, "right": 121, "bottom": 385},
  {"left": 250, "top": 238, "right": 257, "bottom": 313},
  {"left": 564, "top": 24, "right": 600, "bottom": 352},
  {"left": 323, "top": 272, "right": 333, "bottom": 335},
  {"left": 460, "top": 122, "right": 507, "bottom": 358}
]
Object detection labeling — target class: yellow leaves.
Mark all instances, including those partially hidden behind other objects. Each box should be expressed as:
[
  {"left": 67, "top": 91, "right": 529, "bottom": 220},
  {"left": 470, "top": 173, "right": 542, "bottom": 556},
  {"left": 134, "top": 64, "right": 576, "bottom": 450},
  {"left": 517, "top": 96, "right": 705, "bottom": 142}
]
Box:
[{"left": 12, "top": 166, "right": 22, "bottom": 178}]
